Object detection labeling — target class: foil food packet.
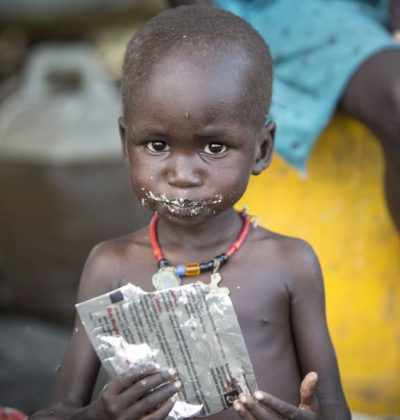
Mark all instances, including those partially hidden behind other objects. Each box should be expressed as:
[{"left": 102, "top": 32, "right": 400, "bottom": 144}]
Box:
[{"left": 76, "top": 282, "right": 258, "bottom": 419}]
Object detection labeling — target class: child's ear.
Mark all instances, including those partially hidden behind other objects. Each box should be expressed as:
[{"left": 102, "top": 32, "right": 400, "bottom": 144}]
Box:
[
  {"left": 252, "top": 120, "right": 275, "bottom": 175},
  {"left": 119, "top": 116, "right": 129, "bottom": 160}
]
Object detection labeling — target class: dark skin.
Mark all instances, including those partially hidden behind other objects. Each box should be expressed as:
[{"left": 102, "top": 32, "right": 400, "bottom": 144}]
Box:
[
  {"left": 167, "top": 0, "right": 400, "bottom": 232},
  {"left": 338, "top": 0, "right": 400, "bottom": 232},
  {"left": 30, "top": 47, "right": 350, "bottom": 419},
  {"left": 339, "top": 49, "right": 400, "bottom": 232},
  {"left": 167, "top": 0, "right": 211, "bottom": 6}
]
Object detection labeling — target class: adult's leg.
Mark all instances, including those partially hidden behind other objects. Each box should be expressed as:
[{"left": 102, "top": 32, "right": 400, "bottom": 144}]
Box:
[{"left": 340, "top": 49, "right": 400, "bottom": 232}]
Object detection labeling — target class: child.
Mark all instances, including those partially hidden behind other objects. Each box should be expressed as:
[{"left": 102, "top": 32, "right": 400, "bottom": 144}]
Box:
[{"left": 31, "top": 6, "right": 350, "bottom": 420}]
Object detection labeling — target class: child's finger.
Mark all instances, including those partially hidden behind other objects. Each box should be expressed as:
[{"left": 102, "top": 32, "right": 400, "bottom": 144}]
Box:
[
  {"left": 299, "top": 372, "right": 318, "bottom": 410},
  {"left": 142, "top": 397, "right": 176, "bottom": 420},
  {"left": 125, "top": 379, "right": 182, "bottom": 418},
  {"left": 239, "top": 396, "right": 283, "bottom": 419},
  {"left": 118, "top": 368, "right": 178, "bottom": 408},
  {"left": 108, "top": 363, "right": 162, "bottom": 394},
  {"left": 233, "top": 400, "right": 257, "bottom": 420},
  {"left": 245, "top": 392, "right": 299, "bottom": 419}
]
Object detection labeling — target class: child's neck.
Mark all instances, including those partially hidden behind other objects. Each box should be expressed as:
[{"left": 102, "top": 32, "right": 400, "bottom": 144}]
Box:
[{"left": 155, "top": 208, "right": 243, "bottom": 255}]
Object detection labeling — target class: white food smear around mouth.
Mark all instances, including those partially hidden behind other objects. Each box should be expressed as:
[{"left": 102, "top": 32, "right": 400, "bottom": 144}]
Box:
[{"left": 143, "top": 191, "right": 223, "bottom": 216}]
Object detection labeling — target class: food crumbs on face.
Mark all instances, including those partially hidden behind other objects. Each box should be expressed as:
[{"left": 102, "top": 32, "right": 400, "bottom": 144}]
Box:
[{"left": 144, "top": 191, "right": 223, "bottom": 216}]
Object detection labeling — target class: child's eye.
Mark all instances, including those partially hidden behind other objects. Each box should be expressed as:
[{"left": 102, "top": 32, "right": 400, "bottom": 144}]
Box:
[
  {"left": 145, "top": 141, "right": 170, "bottom": 153},
  {"left": 203, "top": 143, "right": 227, "bottom": 155}
]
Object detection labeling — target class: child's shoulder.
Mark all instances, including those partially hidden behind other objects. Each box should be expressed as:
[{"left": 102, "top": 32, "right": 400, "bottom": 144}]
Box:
[
  {"left": 77, "top": 227, "right": 150, "bottom": 301},
  {"left": 253, "top": 224, "right": 317, "bottom": 258},
  {"left": 90, "top": 226, "right": 149, "bottom": 262},
  {"left": 251, "top": 225, "right": 322, "bottom": 286}
]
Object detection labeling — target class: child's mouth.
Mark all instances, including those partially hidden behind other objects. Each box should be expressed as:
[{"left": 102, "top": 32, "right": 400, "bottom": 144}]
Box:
[{"left": 144, "top": 191, "right": 223, "bottom": 216}]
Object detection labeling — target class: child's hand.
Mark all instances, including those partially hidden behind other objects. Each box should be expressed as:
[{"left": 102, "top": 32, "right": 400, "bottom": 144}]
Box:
[
  {"left": 233, "top": 372, "right": 319, "bottom": 420},
  {"left": 94, "top": 363, "right": 181, "bottom": 419}
]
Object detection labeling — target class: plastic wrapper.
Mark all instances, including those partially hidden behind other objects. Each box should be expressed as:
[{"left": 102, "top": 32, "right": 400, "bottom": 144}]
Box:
[
  {"left": 0, "top": 43, "right": 121, "bottom": 163},
  {"left": 77, "top": 282, "right": 258, "bottom": 419}
]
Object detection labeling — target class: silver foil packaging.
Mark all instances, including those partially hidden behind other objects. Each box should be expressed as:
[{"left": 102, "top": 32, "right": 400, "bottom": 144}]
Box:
[{"left": 77, "top": 282, "right": 257, "bottom": 419}]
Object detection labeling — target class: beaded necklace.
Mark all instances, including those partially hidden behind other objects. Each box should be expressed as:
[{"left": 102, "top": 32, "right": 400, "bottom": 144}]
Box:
[{"left": 150, "top": 210, "right": 251, "bottom": 292}]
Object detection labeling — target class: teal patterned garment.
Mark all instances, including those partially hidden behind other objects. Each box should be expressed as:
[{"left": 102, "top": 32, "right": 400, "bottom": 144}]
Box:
[{"left": 214, "top": 0, "right": 399, "bottom": 171}]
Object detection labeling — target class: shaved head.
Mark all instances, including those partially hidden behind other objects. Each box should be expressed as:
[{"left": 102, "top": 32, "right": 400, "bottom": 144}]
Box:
[{"left": 121, "top": 5, "right": 273, "bottom": 129}]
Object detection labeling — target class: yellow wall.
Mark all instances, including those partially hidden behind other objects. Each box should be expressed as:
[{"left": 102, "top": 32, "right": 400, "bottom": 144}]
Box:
[{"left": 237, "top": 114, "right": 400, "bottom": 413}]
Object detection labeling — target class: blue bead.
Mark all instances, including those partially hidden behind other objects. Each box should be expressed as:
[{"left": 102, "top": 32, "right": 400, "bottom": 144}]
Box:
[{"left": 176, "top": 265, "right": 185, "bottom": 277}]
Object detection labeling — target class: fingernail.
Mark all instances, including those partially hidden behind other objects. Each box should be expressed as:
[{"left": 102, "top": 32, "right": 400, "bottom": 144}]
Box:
[
  {"left": 233, "top": 401, "right": 242, "bottom": 411},
  {"left": 168, "top": 368, "right": 176, "bottom": 377},
  {"left": 137, "top": 362, "right": 160, "bottom": 374},
  {"left": 240, "top": 395, "right": 248, "bottom": 404},
  {"left": 142, "top": 362, "right": 160, "bottom": 370},
  {"left": 254, "top": 391, "right": 263, "bottom": 400},
  {"left": 174, "top": 380, "right": 182, "bottom": 389}
]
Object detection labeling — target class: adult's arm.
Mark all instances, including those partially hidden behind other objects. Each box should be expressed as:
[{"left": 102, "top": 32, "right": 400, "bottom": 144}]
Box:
[
  {"left": 390, "top": 0, "right": 400, "bottom": 40},
  {"left": 167, "top": 0, "right": 211, "bottom": 7}
]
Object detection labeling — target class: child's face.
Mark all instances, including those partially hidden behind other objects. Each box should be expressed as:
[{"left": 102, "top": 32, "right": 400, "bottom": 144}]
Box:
[{"left": 120, "top": 48, "right": 273, "bottom": 224}]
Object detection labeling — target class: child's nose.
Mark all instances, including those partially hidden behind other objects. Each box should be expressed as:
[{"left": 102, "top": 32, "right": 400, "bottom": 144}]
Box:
[{"left": 166, "top": 154, "right": 202, "bottom": 188}]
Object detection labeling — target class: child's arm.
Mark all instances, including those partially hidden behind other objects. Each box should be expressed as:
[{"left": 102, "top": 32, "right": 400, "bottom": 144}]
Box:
[
  {"left": 30, "top": 243, "right": 181, "bottom": 419},
  {"left": 233, "top": 240, "right": 351, "bottom": 420},
  {"left": 289, "top": 242, "right": 350, "bottom": 418}
]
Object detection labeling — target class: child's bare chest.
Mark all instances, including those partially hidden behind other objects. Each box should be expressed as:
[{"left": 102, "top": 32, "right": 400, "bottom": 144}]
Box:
[{"left": 114, "top": 250, "right": 302, "bottom": 406}]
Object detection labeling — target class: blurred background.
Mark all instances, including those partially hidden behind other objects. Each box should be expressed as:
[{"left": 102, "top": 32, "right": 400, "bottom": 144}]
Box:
[
  {"left": 0, "top": 0, "right": 399, "bottom": 417},
  {"left": 0, "top": 0, "right": 163, "bottom": 412}
]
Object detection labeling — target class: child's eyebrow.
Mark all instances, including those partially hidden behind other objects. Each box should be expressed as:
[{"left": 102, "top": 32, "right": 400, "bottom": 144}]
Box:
[
  {"left": 194, "top": 128, "right": 226, "bottom": 138},
  {"left": 130, "top": 126, "right": 231, "bottom": 139},
  {"left": 131, "top": 128, "right": 168, "bottom": 137}
]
